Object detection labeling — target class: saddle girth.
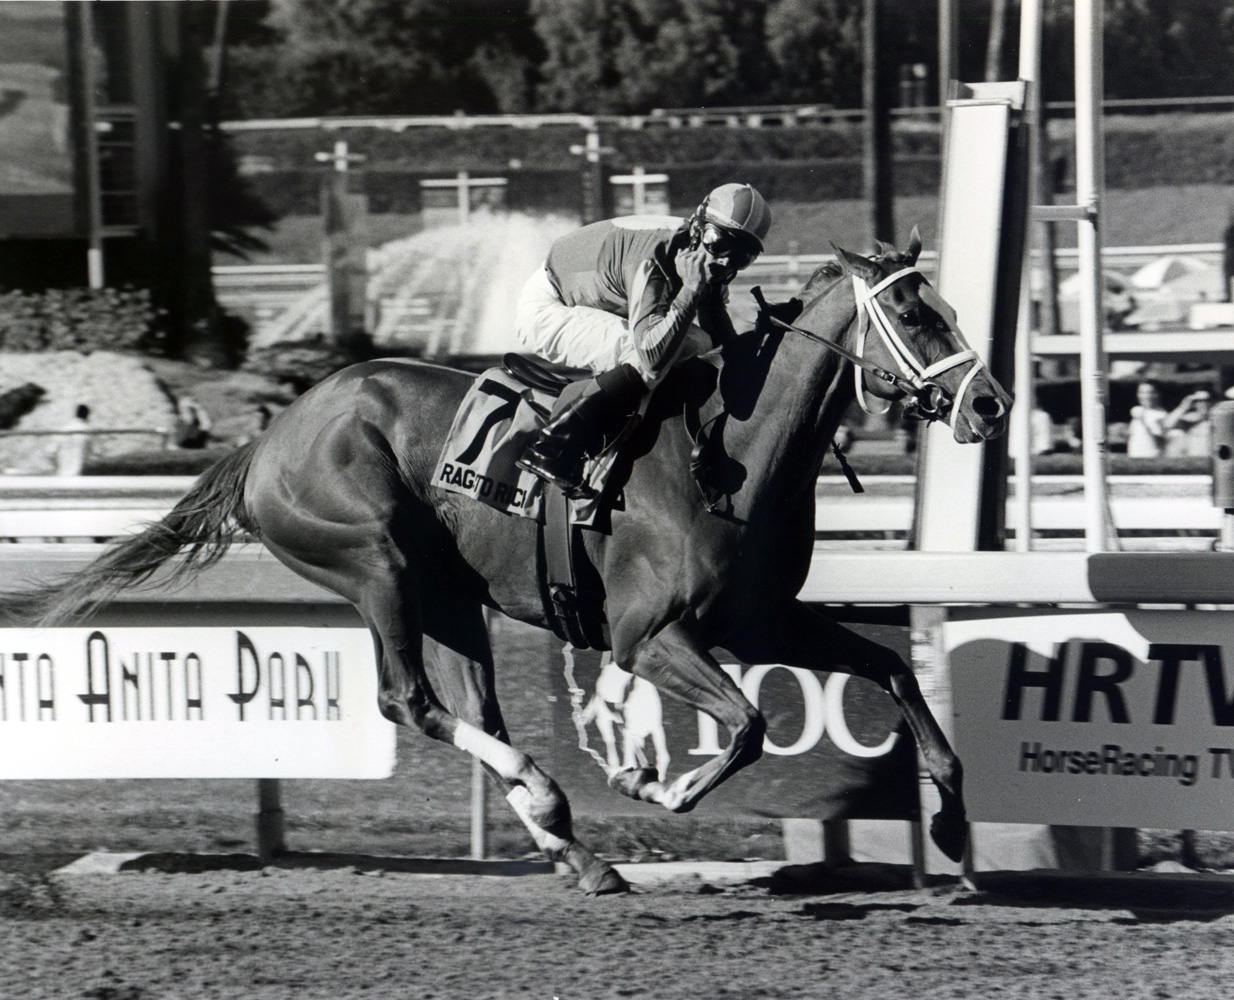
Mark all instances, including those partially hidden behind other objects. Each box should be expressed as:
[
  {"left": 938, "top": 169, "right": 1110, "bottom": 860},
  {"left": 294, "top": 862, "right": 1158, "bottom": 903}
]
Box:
[{"left": 536, "top": 485, "right": 608, "bottom": 650}]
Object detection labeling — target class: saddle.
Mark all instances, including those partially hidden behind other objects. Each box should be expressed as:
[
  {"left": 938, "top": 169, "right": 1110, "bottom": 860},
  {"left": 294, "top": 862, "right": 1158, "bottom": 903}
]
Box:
[{"left": 502, "top": 353, "right": 576, "bottom": 396}]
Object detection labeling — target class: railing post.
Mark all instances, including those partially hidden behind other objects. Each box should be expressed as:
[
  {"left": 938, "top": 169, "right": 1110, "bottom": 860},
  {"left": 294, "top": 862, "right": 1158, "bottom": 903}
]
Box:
[
  {"left": 470, "top": 756, "right": 488, "bottom": 860},
  {"left": 256, "top": 778, "right": 285, "bottom": 863},
  {"left": 1211, "top": 401, "right": 1234, "bottom": 550},
  {"left": 470, "top": 608, "right": 495, "bottom": 860}
]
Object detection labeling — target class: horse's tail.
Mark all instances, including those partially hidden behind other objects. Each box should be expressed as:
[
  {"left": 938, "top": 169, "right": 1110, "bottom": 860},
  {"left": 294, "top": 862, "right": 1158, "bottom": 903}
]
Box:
[{"left": 0, "top": 443, "right": 258, "bottom": 627}]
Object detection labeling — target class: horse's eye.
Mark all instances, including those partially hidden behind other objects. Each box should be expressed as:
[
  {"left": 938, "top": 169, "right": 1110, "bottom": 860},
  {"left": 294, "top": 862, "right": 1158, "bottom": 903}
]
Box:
[{"left": 899, "top": 309, "right": 920, "bottom": 328}]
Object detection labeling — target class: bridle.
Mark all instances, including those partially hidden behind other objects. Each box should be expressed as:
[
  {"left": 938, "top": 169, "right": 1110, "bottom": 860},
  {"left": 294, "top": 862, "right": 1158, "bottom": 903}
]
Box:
[{"left": 763, "top": 265, "right": 988, "bottom": 431}]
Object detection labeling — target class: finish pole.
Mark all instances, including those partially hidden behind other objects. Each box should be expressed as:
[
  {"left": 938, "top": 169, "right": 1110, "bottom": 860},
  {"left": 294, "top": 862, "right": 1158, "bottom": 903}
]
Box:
[
  {"left": 1011, "top": 0, "right": 1043, "bottom": 551},
  {"left": 1074, "top": 0, "right": 1116, "bottom": 552}
]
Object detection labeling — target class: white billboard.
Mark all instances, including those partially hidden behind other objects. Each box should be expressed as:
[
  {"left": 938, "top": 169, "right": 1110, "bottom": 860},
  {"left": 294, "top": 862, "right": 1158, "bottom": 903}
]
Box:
[
  {"left": 0, "top": 627, "right": 394, "bottom": 779},
  {"left": 945, "top": 610, "right": 1234, "bottom": 830}
]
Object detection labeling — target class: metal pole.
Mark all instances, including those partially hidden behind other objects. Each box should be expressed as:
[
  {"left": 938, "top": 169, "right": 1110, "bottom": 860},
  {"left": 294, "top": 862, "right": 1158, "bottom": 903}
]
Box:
[
  {"left": 208, "top": 0, "right": 231, "bottom": 97},
  {"left": 470, "top": 606, "right": 494, "bottom": 860},
  {"left": 1074, "top": 0, "right": 1115, "bottom": 552},
  {"left": 985, "top": 0, "right": 1009, "bottom": 82},
  {"left": 863, "top": 0, "right": 894, "bottom": 244},
  {"left": 256, "top": 778, "right": 286, "bottom": 862},
  {"left": 1012, "top": 0, "right": 1044, "bottom": 551},
  {"left": 938, "top": 0, "right": 958, "bottom": 109},
  {"left": 79, "top": 1, "right": 105, "bottom": 289},
  {"left": 470, "top": 756, "right": 488, "bottom": 859}
]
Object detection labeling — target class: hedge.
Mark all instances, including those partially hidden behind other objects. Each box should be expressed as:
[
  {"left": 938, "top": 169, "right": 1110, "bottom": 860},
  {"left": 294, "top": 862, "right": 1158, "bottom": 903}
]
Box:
[
  {"left": 0, "top": 287, "right": 164, "bottom": 354},
  {"left": 228, "top": 111, "right": 1234, "bottom": 217}
]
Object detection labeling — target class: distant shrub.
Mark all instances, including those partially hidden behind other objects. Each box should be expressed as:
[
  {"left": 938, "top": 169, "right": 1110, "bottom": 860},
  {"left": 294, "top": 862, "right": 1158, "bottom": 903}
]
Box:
[
  {"left": 242, "top": 339, "right": 361, "bottom": 393},
  {"left": 0, "top": 288, "right": 164, "bottom": 354}
]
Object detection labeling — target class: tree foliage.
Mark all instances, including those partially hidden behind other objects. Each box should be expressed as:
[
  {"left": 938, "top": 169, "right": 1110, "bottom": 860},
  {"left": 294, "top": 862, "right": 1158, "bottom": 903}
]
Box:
[
  {"left": 220, "top": 0, "right": 1234, "bottom": 119},
  {"left": 220, "top": 0, "right": 544, "bottom": 118}
]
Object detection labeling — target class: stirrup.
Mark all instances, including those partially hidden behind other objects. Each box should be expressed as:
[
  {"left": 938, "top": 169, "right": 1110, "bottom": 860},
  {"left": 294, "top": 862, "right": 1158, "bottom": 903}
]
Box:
[
  {"left": 517, "top": 450, "right": 584, "bottom": 490},
  {"left": 517, "top": 450, "right": 599, "bottom": 501},
  {"left": 565, "top": 481, "right": 598, "bottom": 501}
]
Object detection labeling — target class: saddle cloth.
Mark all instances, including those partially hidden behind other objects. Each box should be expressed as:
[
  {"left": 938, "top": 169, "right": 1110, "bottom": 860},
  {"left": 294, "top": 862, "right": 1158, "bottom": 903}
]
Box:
[
  {"left": 433, "top": 366, "right": 630, "bottom": 523},
  {"left": 432, "top": 369, "right": 548, "bottom": 519}
]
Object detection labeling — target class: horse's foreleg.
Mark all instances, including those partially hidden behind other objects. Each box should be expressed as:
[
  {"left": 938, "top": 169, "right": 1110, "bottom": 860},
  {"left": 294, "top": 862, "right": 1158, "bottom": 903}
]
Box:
[
  {"left": 423, "top": 611, "right": 626, "bottom": 896},
  {"left": 613, "top": 622, "right": 764, "bottom": 813},
  {"left": 728, "top": 600, "right": 967, "bottom": 862}
]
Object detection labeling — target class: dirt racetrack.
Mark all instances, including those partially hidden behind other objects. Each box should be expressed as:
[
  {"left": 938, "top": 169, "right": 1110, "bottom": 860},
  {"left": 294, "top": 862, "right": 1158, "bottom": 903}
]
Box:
[{"left": 5, "top": 857, "right": 1234, "bottom": 1000}]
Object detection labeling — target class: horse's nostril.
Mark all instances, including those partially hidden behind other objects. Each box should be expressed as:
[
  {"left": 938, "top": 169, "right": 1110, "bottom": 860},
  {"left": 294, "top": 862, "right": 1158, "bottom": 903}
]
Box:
[{"left": 972, "top": 395, "right": 1006, "bottom": 420}]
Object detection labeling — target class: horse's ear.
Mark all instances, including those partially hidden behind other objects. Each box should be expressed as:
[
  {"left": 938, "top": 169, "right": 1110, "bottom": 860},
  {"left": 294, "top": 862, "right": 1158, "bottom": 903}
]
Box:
[
  {"left": 830, "top": 242, "right": 880, "bottom": 283},
  {"left": 904, "top": 225, "right": 923, "bottom": 265}
]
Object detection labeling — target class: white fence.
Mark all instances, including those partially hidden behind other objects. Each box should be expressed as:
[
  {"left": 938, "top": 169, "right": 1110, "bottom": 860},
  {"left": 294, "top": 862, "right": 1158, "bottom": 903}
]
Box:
[{"left": 0, "top": 474, "right": 1218, "bottom": 549}]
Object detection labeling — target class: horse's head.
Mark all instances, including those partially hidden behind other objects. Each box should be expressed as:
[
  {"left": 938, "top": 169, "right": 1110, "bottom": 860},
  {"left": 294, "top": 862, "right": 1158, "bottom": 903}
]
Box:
[{"left": 802, "top": 227, "right": 1011, "bottom": 443}]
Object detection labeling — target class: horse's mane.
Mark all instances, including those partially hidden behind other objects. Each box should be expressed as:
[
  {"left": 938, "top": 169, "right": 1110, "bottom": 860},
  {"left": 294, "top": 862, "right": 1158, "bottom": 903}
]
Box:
[
  {"left": 801, "top": 260, "right": 843, "bottom": 296},
  {"left": 799, "top": 243, "right": 914, "bottom": 299}
]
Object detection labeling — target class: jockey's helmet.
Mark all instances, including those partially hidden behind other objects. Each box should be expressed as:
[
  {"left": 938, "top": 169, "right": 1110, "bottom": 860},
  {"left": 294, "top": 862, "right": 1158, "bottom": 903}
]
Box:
[{"left": 695, "top": 183, "right": 771, "bottom": 254}]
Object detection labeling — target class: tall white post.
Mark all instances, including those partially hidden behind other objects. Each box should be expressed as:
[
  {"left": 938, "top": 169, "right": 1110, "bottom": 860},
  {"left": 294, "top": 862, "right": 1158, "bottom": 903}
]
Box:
[
  {"left": 1074, "top": 0, "right": 1115, "bottom": 552},
  {"left": 1012, "top": 0, "right": 1043, "bottom": 551}
]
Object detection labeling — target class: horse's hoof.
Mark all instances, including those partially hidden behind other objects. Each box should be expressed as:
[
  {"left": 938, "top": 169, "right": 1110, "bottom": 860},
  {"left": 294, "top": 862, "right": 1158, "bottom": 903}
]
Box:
[
  {"left": 581, "top": 865, "right": 630, "bottom": 896},
  {"left": 608, "top": 767, "right": 658, "bottom": 800},
  {"left": 930, "top": 810, "right": 968, "bottom": 863}
]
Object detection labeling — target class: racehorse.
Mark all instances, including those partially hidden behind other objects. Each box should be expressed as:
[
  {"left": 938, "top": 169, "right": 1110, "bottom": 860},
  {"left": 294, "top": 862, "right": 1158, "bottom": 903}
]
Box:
[{"left": 1, "top": 229, "right": 1010, "bottom": 895}]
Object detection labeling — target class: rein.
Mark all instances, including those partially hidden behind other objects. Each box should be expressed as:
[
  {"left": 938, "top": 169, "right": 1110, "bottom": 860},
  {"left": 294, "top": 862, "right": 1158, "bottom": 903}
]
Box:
[{"left": 761, "top": 267, "right": 985, "bottom": 431}]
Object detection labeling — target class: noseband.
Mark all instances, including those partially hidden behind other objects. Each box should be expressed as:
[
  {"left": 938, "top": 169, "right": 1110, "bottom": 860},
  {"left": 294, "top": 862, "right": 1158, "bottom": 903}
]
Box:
[{"left": 764, "top": 267, "right": 987, "bottom": 431}]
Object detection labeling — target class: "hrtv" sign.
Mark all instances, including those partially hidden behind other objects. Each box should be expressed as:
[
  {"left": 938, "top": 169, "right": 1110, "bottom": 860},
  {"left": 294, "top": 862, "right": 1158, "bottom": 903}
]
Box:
[{"left": 946, "top": 611, "right": 1234, "bottom": 829}]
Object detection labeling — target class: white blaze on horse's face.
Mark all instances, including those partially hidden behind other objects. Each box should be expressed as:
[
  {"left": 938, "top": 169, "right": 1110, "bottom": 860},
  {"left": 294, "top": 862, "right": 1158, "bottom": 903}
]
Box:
[{"left": 838, "top": 235, "right": 1011, "bottom": 444}]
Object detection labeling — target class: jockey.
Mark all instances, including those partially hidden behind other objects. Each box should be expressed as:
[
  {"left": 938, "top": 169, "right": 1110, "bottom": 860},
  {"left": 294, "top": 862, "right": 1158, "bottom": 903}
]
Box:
[{"left": 514, "top": 182, "right": 772, "bottom": 495}]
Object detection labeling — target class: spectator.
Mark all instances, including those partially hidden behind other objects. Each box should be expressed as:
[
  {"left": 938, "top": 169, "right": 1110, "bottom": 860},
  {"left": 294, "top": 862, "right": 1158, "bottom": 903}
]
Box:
[
  {"left": 1058, "top": 417, "right": 1083, "bottom": 453},
  {"left": 1030, "top": 406, "right": 1055, "bottom": 455},
  {"left": 237, "top": 404, "right": 274, "bottom": 447},
  {"left": 1164, "top": 390, "right": 1212, "bottom": 458},
  {"left": 50, "top": 403, "right": 91, "bottom": 477},
  {"left": 1127, "top": 382, "right": 1169, "bottom": 457},
  {"left": 173, "top": 397, "right": 212, "bottom": 449}
]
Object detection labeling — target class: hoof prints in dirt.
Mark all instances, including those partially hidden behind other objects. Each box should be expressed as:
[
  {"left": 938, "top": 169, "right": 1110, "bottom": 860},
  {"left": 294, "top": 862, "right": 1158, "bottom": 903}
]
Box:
[
  {"left": 800, "top": 901, "right": 920, "bottom": 921},
  {"left": 114, "top": 851, "right": 555, "bottom": 877},
  {"left": 83, "top": 985, "right": 145, "bottom": 1000},
  {"left": 0, "top": 872, "right": 65, "bottom": 917}
]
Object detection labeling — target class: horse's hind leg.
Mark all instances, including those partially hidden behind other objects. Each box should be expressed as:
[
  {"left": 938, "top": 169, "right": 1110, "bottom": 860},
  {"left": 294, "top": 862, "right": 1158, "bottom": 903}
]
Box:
[
  {"left": 727, "top": 600, "right": 967, "bottom": 862},
  {"left": 255, "top": 541, "right": 624, "bottom": 893},
  {"left": 421, "top": 602, "right": 627, "bottom": 895},
  {"left": 247, "top": 420, "right": 623, "bottom": 892}
]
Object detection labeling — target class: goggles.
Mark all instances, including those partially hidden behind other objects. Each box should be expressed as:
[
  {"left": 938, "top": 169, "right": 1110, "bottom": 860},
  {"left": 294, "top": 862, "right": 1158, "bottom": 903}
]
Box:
[{"left": 699, "top": 224, "right": 760, "bottom": 270}]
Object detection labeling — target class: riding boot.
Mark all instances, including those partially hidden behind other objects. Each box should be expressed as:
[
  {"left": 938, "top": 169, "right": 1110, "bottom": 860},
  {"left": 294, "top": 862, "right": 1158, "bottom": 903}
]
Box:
[{"left": 517, "top": 363, "right": 646, "bottom": 496}]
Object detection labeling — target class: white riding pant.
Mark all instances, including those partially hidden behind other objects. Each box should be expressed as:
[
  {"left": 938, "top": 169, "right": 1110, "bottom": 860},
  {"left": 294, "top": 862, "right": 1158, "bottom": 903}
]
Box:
[{"left": 514, "top": 265, "right": 710, "bottom": 385}]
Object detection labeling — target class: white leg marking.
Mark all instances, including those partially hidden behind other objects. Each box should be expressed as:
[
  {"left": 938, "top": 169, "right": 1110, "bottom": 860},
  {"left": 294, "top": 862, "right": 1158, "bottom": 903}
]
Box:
[
  {"left": 452, "top": 720, "right": 524, "bottom": 778},
  {"left": 507, "top": 786, "right": 570, "bottom": 856}
]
